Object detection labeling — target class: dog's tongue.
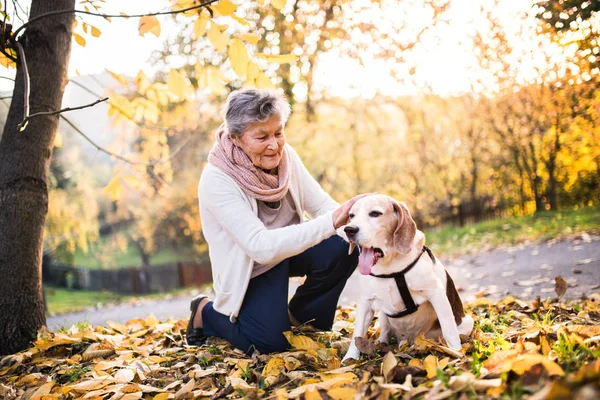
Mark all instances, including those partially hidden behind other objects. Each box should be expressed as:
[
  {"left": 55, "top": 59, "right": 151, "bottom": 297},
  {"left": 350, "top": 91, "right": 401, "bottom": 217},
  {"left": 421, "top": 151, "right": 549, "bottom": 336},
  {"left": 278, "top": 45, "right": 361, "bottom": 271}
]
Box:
[{"left": 358, "top": 247, "right": 375, "bottom": 275}]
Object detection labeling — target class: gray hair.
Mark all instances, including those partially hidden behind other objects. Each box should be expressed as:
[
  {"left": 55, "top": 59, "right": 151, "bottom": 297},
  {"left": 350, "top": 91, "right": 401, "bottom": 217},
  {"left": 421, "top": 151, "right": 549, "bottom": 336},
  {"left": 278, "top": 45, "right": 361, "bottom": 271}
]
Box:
[{"left": 222, "top": 88, "right": 292, "bottom": 138}]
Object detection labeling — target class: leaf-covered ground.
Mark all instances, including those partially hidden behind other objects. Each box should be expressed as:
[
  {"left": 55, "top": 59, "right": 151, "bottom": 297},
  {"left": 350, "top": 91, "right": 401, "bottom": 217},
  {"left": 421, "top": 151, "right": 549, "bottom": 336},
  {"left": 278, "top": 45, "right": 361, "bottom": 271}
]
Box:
[{"left": 1, "top": 295, "right": 600, "bottom": 400}]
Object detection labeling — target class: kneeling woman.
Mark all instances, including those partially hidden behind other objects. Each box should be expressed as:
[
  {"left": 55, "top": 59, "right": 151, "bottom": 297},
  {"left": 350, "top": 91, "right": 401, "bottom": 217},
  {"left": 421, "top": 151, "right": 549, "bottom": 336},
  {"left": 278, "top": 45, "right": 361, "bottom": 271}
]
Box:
[{"left": 187, "top": 88, "right": 363, "bottom": 354}]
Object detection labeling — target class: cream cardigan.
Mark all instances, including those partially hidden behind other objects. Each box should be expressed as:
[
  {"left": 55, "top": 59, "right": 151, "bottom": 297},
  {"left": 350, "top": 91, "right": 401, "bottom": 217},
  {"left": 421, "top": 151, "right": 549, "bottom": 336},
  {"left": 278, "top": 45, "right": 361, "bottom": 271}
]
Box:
[{"left": 198, "top": 145, "right": 339, "bottom": 322}]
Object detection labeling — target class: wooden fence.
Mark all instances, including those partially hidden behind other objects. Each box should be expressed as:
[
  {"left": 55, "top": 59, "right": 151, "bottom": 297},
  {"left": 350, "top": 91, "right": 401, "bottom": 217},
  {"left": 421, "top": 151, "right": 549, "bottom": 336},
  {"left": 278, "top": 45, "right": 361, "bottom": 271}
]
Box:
[{"left": 42, "top": 258, "right": 212, "bottom": 294}]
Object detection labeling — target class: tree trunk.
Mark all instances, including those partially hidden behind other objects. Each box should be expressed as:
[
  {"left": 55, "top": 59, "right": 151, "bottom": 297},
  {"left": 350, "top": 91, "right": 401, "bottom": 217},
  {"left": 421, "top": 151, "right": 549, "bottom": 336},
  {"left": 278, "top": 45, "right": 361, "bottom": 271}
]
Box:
[{"left": 0, "top": 0, "right": 75, "bottom": 355}]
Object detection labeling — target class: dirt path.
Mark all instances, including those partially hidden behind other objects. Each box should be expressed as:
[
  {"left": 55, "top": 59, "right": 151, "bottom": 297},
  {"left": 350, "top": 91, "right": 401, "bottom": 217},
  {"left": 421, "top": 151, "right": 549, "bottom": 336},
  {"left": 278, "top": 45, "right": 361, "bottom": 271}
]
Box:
[{"left": 47, "top": 236, "right": 600, "bottom": 331}]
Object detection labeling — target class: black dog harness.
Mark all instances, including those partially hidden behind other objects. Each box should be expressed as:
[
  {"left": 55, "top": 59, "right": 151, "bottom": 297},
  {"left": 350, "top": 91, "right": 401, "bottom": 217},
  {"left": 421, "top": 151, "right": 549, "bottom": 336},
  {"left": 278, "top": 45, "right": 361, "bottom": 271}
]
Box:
[{"left": 369, "top": 246, "right": 436, "bottom": 318}]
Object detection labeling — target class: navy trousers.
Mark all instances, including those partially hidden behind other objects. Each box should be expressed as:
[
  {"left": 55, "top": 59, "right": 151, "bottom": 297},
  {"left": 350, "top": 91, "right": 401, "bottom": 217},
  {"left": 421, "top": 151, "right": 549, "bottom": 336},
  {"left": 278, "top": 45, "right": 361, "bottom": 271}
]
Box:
[{"left": 201, "top": 235, "right": 358, "bottom": 354}]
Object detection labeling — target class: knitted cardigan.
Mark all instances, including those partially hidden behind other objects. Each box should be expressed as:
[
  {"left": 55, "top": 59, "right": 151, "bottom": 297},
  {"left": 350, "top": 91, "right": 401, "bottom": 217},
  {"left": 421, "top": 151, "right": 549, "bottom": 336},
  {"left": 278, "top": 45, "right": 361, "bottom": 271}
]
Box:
[{"left": 198, "top": 144, "right": 339, "bottom": 321}]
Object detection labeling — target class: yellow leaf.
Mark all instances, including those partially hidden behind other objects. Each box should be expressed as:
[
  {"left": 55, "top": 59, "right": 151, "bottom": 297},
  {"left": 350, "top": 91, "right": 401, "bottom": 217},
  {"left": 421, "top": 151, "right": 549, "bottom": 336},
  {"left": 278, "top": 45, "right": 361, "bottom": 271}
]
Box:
[
  {"left": 256, "top": 52, "right": 298, "bottom": 64},
  {"left": 228, "top": 38, "right": 249, "bottom": 78},
  {"left": 134, "top": 70, "right": 150, "bottom": 94},
  {"left": 245, "top": 61, "right": 260, "bottom": 87},
  {"left": 208, "top": 22, "right": 228, "bottom": 52},
  {"left": 73, "top": 33, "right": 86, "bottom": 46},
  {"left": 107, "top": 69, "right": 129, "bottom": 86},
  {"left": 193, "top": 12, "right": 209, "bottom": 38},
  {"left": 262, "top": 357, "right": 284, "bottom": 376},
  {"left": 541, "top": 336, "right": 552, "bottom": 355},
  {"left": 274, "top": 388, "right": 288, "bottom": 400},
  {"left": 53, "top": 132, "right": 63, "bottom": 148},
  {"left": 423, "top": 355, "right": 438, "bottom": 379},
  {"left": 138, "top": 15, "right": 161, "bottom": 37},
  {"left": 283, "top": 331, "right": 321, "bottom": 350},
  {"left": 81, "top": 342, "right": 115, "bottom": 361},
  {"left": 501, "top": 354, "right": 564, "bottom": 376},
  {"left": 30, "top": 381, "right": 54, "bottom": 397},
  {"left": 91, "top": 26, "right": 101, "bottom": 37},
  {"left": 0, "top": 50, "right": 16, "bottom": 68},
  {"left": 121, "top": 175, "right": 139, "bottom": 189},
  {"left": 103, "top": 176, "right": 123, "bottom": 201},
  {"left": 115, "top": 368, "right": 136, "bottom": 383},
  {"left": 175, "top": 378, "right": 195, "bottom": 398},
  {"left": 327, "top": 387, "right": 358, "bottom": 400},
  {"left": 206, "top": 66, "right": 228, "bottom": 94},
  {"left": 167, "top": 68, "right": 192, "bottom": 100},
  {"left": 153, "top": 394, "right": 170, "bottom": 400},
  {"left": 408, "top": 358, "right": 422, "bottom": 368},
  {"left": 566, "top": 325, "right": 600, "bottom": 338},
  {"left": 305, "top": 387, "right": 323, "bottom": 400},
  {"left": 256, "top": 70, "right": 274, "bottom": 89},
  {"left": 239, "top": 33, "right": 260, "bottom": 44},
  {"left": 213, "top": 0, "right": 237, "bottom": 16},
  {"left": 381, "top": 351, "right": 397, "bottom": 383},
  {"left": 271, "top": 0, "right": 287, "bottom": 10},
  {"left": 438, "top": 357, "right": 450, "bottom": 370},
  {"left": 284, "top": 356, "right": 302, "bottom": 371},
  {"left": 107, "top": 320, "right": 128, "bottom": 334},
  {"left": 231, "top": 14, "right": 250, "bottom": 27}
]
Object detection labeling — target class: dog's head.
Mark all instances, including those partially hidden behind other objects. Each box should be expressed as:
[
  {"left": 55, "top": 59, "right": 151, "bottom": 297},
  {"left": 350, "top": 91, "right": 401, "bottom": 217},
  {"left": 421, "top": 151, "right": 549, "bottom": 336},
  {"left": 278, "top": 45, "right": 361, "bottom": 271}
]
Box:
[{"left": 342, "top": 194, "right": 419, "bottom": 275}]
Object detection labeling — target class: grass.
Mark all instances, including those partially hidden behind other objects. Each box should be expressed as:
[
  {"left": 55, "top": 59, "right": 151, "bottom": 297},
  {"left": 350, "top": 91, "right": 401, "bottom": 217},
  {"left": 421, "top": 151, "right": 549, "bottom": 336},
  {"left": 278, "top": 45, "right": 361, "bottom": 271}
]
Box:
[
  {"left": 44, "top": 286, "right": 197, "bottom": 315},
  {"left": 44, "top": 286, "right": 134, "bottom": 314},
  {"left": 55, "top": 234, "right": 198, "bottom": 269},
  {"left": 425, "top": 205, "right": 600, "bottom": 258}
]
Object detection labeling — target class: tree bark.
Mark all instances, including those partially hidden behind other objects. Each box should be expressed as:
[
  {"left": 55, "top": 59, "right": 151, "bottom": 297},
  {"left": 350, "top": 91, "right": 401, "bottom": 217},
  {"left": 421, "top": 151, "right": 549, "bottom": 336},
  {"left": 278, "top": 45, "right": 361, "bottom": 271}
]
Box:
[{"left": 0, "top": 0, "right": 75, "bottom": 355}]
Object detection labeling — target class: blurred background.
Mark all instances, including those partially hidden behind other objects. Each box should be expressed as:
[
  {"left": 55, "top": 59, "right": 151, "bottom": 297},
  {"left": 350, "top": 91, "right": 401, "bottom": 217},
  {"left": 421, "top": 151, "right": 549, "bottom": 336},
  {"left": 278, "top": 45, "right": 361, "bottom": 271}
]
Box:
[{"left": 0, "top": 0, "right": 598, "bottom": 317}]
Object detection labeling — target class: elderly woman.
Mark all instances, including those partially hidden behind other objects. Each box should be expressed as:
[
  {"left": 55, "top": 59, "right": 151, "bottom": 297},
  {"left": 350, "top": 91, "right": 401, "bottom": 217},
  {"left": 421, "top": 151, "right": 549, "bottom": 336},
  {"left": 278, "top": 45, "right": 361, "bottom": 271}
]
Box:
[{"left": 186, "top": 88, "right": 364, "bottom": 354}]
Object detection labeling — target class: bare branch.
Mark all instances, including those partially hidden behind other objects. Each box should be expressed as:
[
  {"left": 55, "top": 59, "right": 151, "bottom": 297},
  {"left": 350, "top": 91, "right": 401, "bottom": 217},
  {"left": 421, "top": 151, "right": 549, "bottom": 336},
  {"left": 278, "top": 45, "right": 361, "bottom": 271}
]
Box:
[
  {"left": 18, "top": 97, "right": 108, "bottom": 131},
  {"left": 59, "top": 114, "right": 196, "bottom": 167},
  {"left": 70, "top": 77, "right": 173, "bottom": 132},
  {"left": 13, "top": 0, "right": 219, "bottom": 38},
  {"left": 13, "top": 40, "right": 28, "bottom": 126}
]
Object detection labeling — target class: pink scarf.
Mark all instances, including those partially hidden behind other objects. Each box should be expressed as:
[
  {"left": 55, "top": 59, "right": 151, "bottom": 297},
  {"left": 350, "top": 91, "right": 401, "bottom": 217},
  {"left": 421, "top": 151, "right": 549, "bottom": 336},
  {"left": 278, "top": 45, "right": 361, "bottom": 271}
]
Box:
[{"left": 207, "top": 124, "right": 290, "bottom": 202}]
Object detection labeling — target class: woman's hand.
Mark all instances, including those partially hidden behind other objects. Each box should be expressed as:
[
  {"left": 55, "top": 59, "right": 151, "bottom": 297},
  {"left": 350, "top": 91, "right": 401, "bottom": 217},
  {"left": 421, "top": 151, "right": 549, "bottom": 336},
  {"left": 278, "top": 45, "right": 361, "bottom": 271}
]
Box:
[{"left": 332, "top": 193, "right": 376, "bottom": 229}]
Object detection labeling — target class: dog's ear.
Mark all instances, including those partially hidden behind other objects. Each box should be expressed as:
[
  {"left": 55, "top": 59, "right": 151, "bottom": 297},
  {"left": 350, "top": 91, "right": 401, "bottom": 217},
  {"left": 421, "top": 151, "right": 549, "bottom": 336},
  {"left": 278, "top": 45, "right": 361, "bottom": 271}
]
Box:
[{"left": 391, "top": 201, "right": 417, "bottom": 254}]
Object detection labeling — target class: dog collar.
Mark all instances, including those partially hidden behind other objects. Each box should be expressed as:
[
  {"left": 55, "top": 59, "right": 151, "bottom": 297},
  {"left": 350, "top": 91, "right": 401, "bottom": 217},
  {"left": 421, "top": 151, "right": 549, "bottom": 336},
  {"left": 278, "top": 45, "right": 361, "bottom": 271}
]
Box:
[{"left": 369, "top": 245, "right": 436, "bottom": 318}]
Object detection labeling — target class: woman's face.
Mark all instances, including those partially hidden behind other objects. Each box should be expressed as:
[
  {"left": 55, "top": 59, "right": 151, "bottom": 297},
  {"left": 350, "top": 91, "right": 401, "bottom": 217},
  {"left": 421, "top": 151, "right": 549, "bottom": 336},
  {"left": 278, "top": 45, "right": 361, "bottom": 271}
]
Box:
[{"left": 232, "top": 114, "right": 286, "bottom": 171}]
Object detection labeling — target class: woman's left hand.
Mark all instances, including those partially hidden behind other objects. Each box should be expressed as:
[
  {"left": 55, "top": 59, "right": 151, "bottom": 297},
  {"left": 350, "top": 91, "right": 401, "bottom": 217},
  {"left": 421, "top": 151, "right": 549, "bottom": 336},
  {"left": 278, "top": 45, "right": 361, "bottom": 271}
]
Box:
[{"left": 332, "top": 193, "right": 376, "bottom": 229}]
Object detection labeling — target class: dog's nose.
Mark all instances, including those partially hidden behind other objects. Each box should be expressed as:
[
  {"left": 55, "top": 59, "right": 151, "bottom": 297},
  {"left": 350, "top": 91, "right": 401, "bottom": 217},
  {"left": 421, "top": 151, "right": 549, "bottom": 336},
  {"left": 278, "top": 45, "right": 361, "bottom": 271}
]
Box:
[{"left": 344, "top": 226, "right": 359, "bottom": 238}]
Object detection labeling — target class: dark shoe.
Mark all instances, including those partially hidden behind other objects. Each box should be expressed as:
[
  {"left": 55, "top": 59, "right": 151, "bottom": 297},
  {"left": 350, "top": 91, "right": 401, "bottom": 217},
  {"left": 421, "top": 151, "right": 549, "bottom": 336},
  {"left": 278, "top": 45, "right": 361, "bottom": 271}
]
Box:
[{"left": 186, "top": 294, "right": 209, "bottom": 346}]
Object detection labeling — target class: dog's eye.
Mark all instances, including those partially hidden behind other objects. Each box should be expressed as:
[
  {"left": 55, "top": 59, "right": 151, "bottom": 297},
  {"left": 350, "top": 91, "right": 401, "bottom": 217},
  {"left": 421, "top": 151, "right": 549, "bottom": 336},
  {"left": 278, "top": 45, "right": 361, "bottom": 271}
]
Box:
[
  {"left": 369, "top": 211, "right": 382, "bottom": 217},
  {"left": 348, "top": 213, "right": 355, "bottom": 219}
]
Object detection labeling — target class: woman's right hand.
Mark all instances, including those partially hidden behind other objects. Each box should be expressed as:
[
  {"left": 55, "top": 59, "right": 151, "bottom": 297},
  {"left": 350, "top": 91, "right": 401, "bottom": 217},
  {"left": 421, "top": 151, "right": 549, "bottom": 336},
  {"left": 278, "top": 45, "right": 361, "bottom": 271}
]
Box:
[{"left": 332, "top": 193, "right": 376, "bottom": 229}]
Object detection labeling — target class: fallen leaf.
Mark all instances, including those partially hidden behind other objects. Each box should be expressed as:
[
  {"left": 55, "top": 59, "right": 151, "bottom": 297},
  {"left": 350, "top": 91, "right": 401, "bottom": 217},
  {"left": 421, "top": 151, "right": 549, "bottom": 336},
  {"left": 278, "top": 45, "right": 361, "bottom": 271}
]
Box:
[
  {"left": 263, "top": 357, "right": 285, "bottom": 376},
  {"left": 555, "top": 276, "right": 568, "bottom": 298},
  {"left": 283, "top": 331, "right": 321, "bottom": 350},
  {"left": 381, "top": 352, "right": 397, "bottom": 383},
  {"left": 354, "top": 337, "right": 376, "bottom": 357}
]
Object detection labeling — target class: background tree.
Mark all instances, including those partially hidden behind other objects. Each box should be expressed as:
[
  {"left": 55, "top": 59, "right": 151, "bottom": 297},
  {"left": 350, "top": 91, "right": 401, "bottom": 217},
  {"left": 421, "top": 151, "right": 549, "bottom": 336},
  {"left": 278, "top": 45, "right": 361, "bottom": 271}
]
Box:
[{"left": 0, "top": 0, "right": 295, "bottom": 355}]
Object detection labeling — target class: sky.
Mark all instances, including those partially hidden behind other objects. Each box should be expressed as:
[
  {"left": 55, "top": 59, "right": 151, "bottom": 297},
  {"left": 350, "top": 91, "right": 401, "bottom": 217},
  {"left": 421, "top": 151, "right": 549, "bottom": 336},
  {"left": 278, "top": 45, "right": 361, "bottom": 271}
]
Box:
[{"left": 0, "top": 0, "right": 539, "bottom": 98}]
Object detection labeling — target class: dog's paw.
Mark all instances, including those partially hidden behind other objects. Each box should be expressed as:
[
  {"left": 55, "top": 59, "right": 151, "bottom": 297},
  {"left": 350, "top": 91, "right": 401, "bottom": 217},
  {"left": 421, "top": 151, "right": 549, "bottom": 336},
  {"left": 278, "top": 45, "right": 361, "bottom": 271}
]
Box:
[{"left": 342, "top": 345, "right": 361, "bottom": 363}]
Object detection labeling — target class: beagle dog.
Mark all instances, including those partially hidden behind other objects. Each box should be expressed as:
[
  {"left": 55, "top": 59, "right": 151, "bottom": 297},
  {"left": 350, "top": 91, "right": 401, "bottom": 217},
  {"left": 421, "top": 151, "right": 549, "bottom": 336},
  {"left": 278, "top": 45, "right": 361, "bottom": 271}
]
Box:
[{"left": 340, "top": 195, "right": 473, "bottom": 362}]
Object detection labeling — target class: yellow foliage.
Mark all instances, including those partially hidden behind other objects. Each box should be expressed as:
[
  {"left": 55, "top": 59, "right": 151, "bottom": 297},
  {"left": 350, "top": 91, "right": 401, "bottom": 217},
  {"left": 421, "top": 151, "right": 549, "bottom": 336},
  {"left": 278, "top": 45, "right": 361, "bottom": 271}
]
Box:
[
  {"left": 208, "top": 22, "right": 228, "bottom": 52},
  {"left": 256, "top": 52, "right": 298, "bottom": 64},
  {"left": 283, "top": 331, "right": 322, "bottom": 350},
  {"left": 262, "top": 357, "right": 285, "bottom": 376},
  {"left": 91, "top": 25, "right": 101, "bottom": 37},
  {"left": 193, "top": 11, "right": 210, "bottom": 38},
  {"left": 167, "top": 68, "right": 193, "bottom": 101},
  {"left": 73, "top": 33, "right": 86, "bottom": 46},
  {"left": 239, "top": 33, "right": 260, "bottom": 44},
  {"left": 271, "top": 0, "right": 287, "bottom": 10},
  {"left": 138, "top": 15, "right": 161, "bottom": 37},
  {"left": 229, "top": 38, "right": 249, "bottom": 78},
  {"left": 213, "top": 0, "right": 237, "bottom": 16}
]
